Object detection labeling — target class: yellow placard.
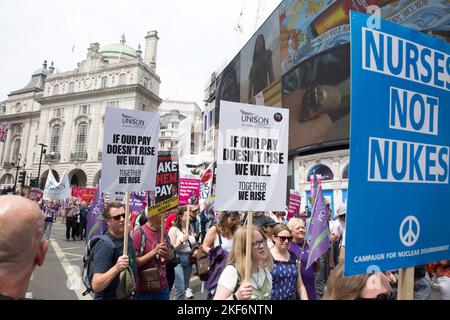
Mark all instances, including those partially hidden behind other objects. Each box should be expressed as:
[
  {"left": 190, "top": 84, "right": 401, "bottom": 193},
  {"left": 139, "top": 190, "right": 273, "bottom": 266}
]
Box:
[{"left": 148, "top": 196, "right": 179, "bottom": 217}]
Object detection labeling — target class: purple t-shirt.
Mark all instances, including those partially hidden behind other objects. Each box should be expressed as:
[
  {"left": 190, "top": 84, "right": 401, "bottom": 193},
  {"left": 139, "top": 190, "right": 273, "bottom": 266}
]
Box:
[{"left": 289, "top": 241, "right": 317, "bottom": 300}]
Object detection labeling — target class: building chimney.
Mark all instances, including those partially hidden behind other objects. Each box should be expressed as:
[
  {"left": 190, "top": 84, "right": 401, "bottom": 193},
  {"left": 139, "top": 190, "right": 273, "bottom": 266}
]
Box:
[{"left": 144, "top": 30, "right": 159, "bottom": 72}]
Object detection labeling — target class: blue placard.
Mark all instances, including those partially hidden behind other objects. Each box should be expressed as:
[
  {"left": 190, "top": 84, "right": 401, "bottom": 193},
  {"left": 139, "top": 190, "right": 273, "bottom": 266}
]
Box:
[{"left": 346, "top": 11, "right": 450, "bottom": 276}]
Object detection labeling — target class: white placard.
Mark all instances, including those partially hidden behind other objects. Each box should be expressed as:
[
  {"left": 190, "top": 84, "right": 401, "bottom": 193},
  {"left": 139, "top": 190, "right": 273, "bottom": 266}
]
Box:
[
  {"left": 215, "top": 101, "right": 289, "bottom": 211},
  {"left": 101, "top": 108, "right": 159, "bottom": 193}
]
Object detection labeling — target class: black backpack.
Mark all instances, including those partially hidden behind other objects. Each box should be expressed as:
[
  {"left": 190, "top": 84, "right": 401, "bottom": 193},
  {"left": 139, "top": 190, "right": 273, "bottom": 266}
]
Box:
[{"left": 82, "top": 234, "right": 116, "bottom": 296}]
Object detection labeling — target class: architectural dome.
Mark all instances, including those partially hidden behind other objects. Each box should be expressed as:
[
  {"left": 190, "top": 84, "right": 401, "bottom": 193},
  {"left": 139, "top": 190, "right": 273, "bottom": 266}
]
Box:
[
  {"left": 99, "top": 43, "right": 137, "bottom": 60},
  {"left": 32, "top": 66, "right": 49, "bottom": 76}
]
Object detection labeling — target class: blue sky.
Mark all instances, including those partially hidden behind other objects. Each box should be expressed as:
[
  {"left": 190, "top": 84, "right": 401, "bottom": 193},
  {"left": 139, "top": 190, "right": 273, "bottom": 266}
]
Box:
[{"left": 0, "top": 0, "right": 281, "bottom": 108}]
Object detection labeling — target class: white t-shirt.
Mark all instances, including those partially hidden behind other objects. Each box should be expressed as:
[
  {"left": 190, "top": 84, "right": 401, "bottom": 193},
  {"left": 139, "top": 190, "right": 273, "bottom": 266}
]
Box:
[
  {"left": 169, "top": 226, "right": 197, "bottom": 253},
  {"left": 329, "top": 219, "right": 343, "bottom": 236},
  {"left": 217, "top": 265, "right": 272, "bottom": 300},
  {"left": 214, "top": 234, "right": 233, "bottom": 253}
]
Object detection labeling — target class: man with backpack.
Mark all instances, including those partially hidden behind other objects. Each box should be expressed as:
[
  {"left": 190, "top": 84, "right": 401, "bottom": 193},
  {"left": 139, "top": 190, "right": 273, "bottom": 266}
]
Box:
[{"left": 88, "top": 202, "right": 137, "bottom": 300}]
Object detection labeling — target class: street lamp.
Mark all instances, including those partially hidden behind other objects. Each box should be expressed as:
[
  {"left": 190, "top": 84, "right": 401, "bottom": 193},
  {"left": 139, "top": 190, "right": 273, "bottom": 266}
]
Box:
[
  {"left": 12, "top": 154, "right": 22, "bottom": 193},
  {"left": 37, "top": 143, "right": 47, "bottom": 189}
]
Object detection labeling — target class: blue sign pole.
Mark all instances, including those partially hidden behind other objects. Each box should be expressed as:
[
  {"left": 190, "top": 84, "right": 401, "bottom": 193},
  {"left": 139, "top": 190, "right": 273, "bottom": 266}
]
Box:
[{"left": 346, "top": 11, "right": 450, "bottom": 276}]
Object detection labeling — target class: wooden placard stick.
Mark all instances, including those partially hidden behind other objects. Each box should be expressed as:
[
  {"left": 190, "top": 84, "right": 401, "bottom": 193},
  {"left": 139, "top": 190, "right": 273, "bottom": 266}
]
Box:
[
  {"left": 185, "top": 205, "right": 190, "bottom": 235},
  {"left": 397, "top": 267, "right": 414, "bottom": 300},
  {"left": 244, "top": 211, "right": 253, "bottom": 282},
  {"left": 123, "top": 191, "right": 130, "bottom": 256}
]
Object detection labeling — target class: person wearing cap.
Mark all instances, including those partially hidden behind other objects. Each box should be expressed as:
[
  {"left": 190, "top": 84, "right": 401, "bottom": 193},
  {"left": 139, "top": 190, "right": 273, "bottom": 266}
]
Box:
[
  {"left": 334, "top": 205, "right": 346, "bottom": 264},
  {"left": 254, "top": 215, "right": 277, "bottom": 250}
]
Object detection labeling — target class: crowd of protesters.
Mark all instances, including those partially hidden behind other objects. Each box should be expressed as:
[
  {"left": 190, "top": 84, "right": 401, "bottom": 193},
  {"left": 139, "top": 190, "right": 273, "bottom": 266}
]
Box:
[
  {"left": 1, "top": 192, "right": 448, "bottom": 301},
  {"left": 38, "top": 198, "right": 91, "bottom": 241},
  {"left": 84, "top": 200, "right": 448, "bottom": 300}
]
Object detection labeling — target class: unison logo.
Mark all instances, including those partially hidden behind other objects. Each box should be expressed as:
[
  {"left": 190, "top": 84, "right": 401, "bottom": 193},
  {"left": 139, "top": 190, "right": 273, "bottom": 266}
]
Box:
[
  {"left": 240, "top": 109, "right": 269, "bottom": 125},
  {"left": 122, "top": 114, "right": 145, "bottom": 127}
]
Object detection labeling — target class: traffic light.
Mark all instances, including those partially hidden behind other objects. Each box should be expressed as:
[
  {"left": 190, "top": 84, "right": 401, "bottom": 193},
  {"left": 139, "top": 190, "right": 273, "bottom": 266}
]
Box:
[{"left": 18, "top": 171, "right": 26, "bottom": 185}]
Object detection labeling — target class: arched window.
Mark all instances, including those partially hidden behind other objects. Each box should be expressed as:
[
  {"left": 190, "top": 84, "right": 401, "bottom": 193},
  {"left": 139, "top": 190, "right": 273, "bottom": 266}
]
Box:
[
  {"left": 75, "top": 123, "right": 88, "bottom": 156},
  {"left": 12, "top": 139, "right": 21, "bottom": 162},
  {"left": 51, "top": 125, "right": 61, "bottom": 153},
  {"left": 68, "top": 82, "right": 75, "bottom": 93},
  {"left": 342, "top": 164, "right": 349, "bottom": 180},
  {"left": 118, "top": 73, "right": 127, "bottom": 85},
  {"left": 307, "top": 164, "right": 334, "bottom": 181},
  {"left": 101, "top": 76, "right": 108, "bottom": 88},
  {"left": 53, "top": 84, "right": 59, "bottom": 95}
]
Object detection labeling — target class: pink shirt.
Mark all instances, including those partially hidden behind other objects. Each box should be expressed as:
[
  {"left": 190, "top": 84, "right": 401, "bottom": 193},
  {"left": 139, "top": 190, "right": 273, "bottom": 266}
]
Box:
[{"left": 132, "top": 223, "right": 168, "bottom": 293}]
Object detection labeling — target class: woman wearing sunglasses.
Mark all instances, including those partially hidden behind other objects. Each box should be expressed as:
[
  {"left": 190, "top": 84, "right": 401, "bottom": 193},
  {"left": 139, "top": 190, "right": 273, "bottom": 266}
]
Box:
[{"left": 270, "top": 223, "right": 308, "bottom": 300}]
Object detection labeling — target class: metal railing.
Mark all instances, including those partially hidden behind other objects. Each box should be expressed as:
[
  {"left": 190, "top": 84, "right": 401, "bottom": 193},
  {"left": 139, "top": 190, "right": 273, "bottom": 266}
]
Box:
[
  {"left": 70, "top": 151, "right": 87, "bottom": 161},
  {"left": 45, "top": 152, "right": 61, "bottom": 161}
]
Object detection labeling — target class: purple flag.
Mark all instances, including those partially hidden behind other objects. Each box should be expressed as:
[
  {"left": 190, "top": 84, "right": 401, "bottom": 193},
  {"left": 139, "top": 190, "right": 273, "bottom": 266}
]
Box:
[
  {"left": 306, "top": 175, "right": 330, "bottom": 270},
  {"left": 130, "top": 191, "right": 147, "bottom": 212},
  {"left": 86, "top": 187, "right": 106, "bottom": 241}
]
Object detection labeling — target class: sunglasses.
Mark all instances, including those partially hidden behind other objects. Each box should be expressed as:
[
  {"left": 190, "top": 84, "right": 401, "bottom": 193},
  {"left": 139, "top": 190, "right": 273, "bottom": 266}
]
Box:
[
  {"left": 276, "top": 236, "right": 293, "bottom": 242},
  {"left": 110, "top": 213, "right": 126, "bottom": 221}
]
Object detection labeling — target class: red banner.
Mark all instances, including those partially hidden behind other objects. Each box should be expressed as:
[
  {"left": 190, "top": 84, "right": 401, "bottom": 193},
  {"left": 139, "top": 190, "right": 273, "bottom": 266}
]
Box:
[
  {"left": 28, "top": 188, "right": 43, "bottom": 203},
  {"left": 71, "top": 187, "right": 97, "bottom": 203}
]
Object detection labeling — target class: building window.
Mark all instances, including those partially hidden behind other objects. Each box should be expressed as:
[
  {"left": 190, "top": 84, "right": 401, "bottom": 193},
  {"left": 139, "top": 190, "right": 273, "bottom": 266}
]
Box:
[
  {"left": 307, "top": 164, "right": 334, "bottom": 181},
  {"left": 68, "top": 82, "right": 75, "bottom": 93},
  {"left": 51, "top": 125, "right": 61, "bottom": 153},
  {"left": 79, "top": 104, "right": 90, "bottom": 115},
  {"left": 160, "top": 141, "right": 165, "bottom": 148},
  {"left": 209, "top": 110, "right": 213, "bottom": 127},
  {"left": 36, "top": 121, "right": 39, "bottom": 130},
  {"left": 161, "top": 132, "right": 165, "bottom": 137},
  {"left": 75, "top": 123, "right": 88, "bottom": 155},
  {"left": 34, "top": 135, "right": 38, "bottom": 147},
  {"left": 53, "top": 84, "right": 59, "bottom": 95},
  {"left": 12, "top": 139, "right": 21, "bottom": 162},
  {"left": 144, "top": 77, "right": 149, "bottom": 88},
  {"left": 14, "top": 125, "right": 23, "bottom": 135},
  {"left": 54, "top": 108, "right": 64, "bottom": 117},
  {"left": 119, "top": 73, "right": 127, "bottom": 85},
  {"left": 172, "top": 122, "right": 179, "bottom": 129},
  {"left": 171, "top": 141, "right": 177, "bottom": 148},
  {"left": 342, "top": 164, "right": 349, "bottom": 180},
  {"left": 106, "top": 101, "right": 119, "bottom": 108},
  {"left": 101, "top": 76, "right": 108, "bottom": 88}
]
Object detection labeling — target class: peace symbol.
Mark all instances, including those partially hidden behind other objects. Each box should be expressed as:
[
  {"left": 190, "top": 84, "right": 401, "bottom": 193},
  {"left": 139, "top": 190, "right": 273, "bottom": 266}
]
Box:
[{"left": 399, "top": 215, "right": 420, "bottom": 247}]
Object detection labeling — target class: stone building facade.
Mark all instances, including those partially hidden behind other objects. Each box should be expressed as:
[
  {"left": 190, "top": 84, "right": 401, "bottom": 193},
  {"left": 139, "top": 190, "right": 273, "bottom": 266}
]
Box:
[{"left": 0, "top": 32, "right": 162, "bottom": 189}]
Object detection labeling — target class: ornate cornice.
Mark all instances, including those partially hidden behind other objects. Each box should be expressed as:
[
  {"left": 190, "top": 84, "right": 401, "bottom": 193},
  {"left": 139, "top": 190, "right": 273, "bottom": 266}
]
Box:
[
  {"left": 36, "top": 84, "right": 162, "bottom": 106},
  {"left": 0, "top": 111, "right": 40, "bottom": 122}
]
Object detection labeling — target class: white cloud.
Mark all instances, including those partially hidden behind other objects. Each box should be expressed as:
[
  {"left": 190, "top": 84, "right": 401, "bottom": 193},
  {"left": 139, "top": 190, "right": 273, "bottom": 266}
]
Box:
[{"left": 0, "top": 0, "right": 282, "bottom": 107}]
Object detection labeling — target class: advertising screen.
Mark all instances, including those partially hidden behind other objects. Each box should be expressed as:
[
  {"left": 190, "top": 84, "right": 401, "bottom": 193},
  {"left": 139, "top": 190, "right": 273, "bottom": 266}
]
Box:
[{"left": 213, "top": 0, "right": 449, "bottom": 155}]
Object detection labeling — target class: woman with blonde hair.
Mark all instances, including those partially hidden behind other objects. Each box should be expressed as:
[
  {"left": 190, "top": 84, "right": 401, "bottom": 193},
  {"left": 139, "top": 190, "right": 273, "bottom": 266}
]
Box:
[
  {"left": 322, "top": 263, "right": 394, "bottom": 300},
  {"left": 214, "top": 225, "right": 273, "bottom": 300}
]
